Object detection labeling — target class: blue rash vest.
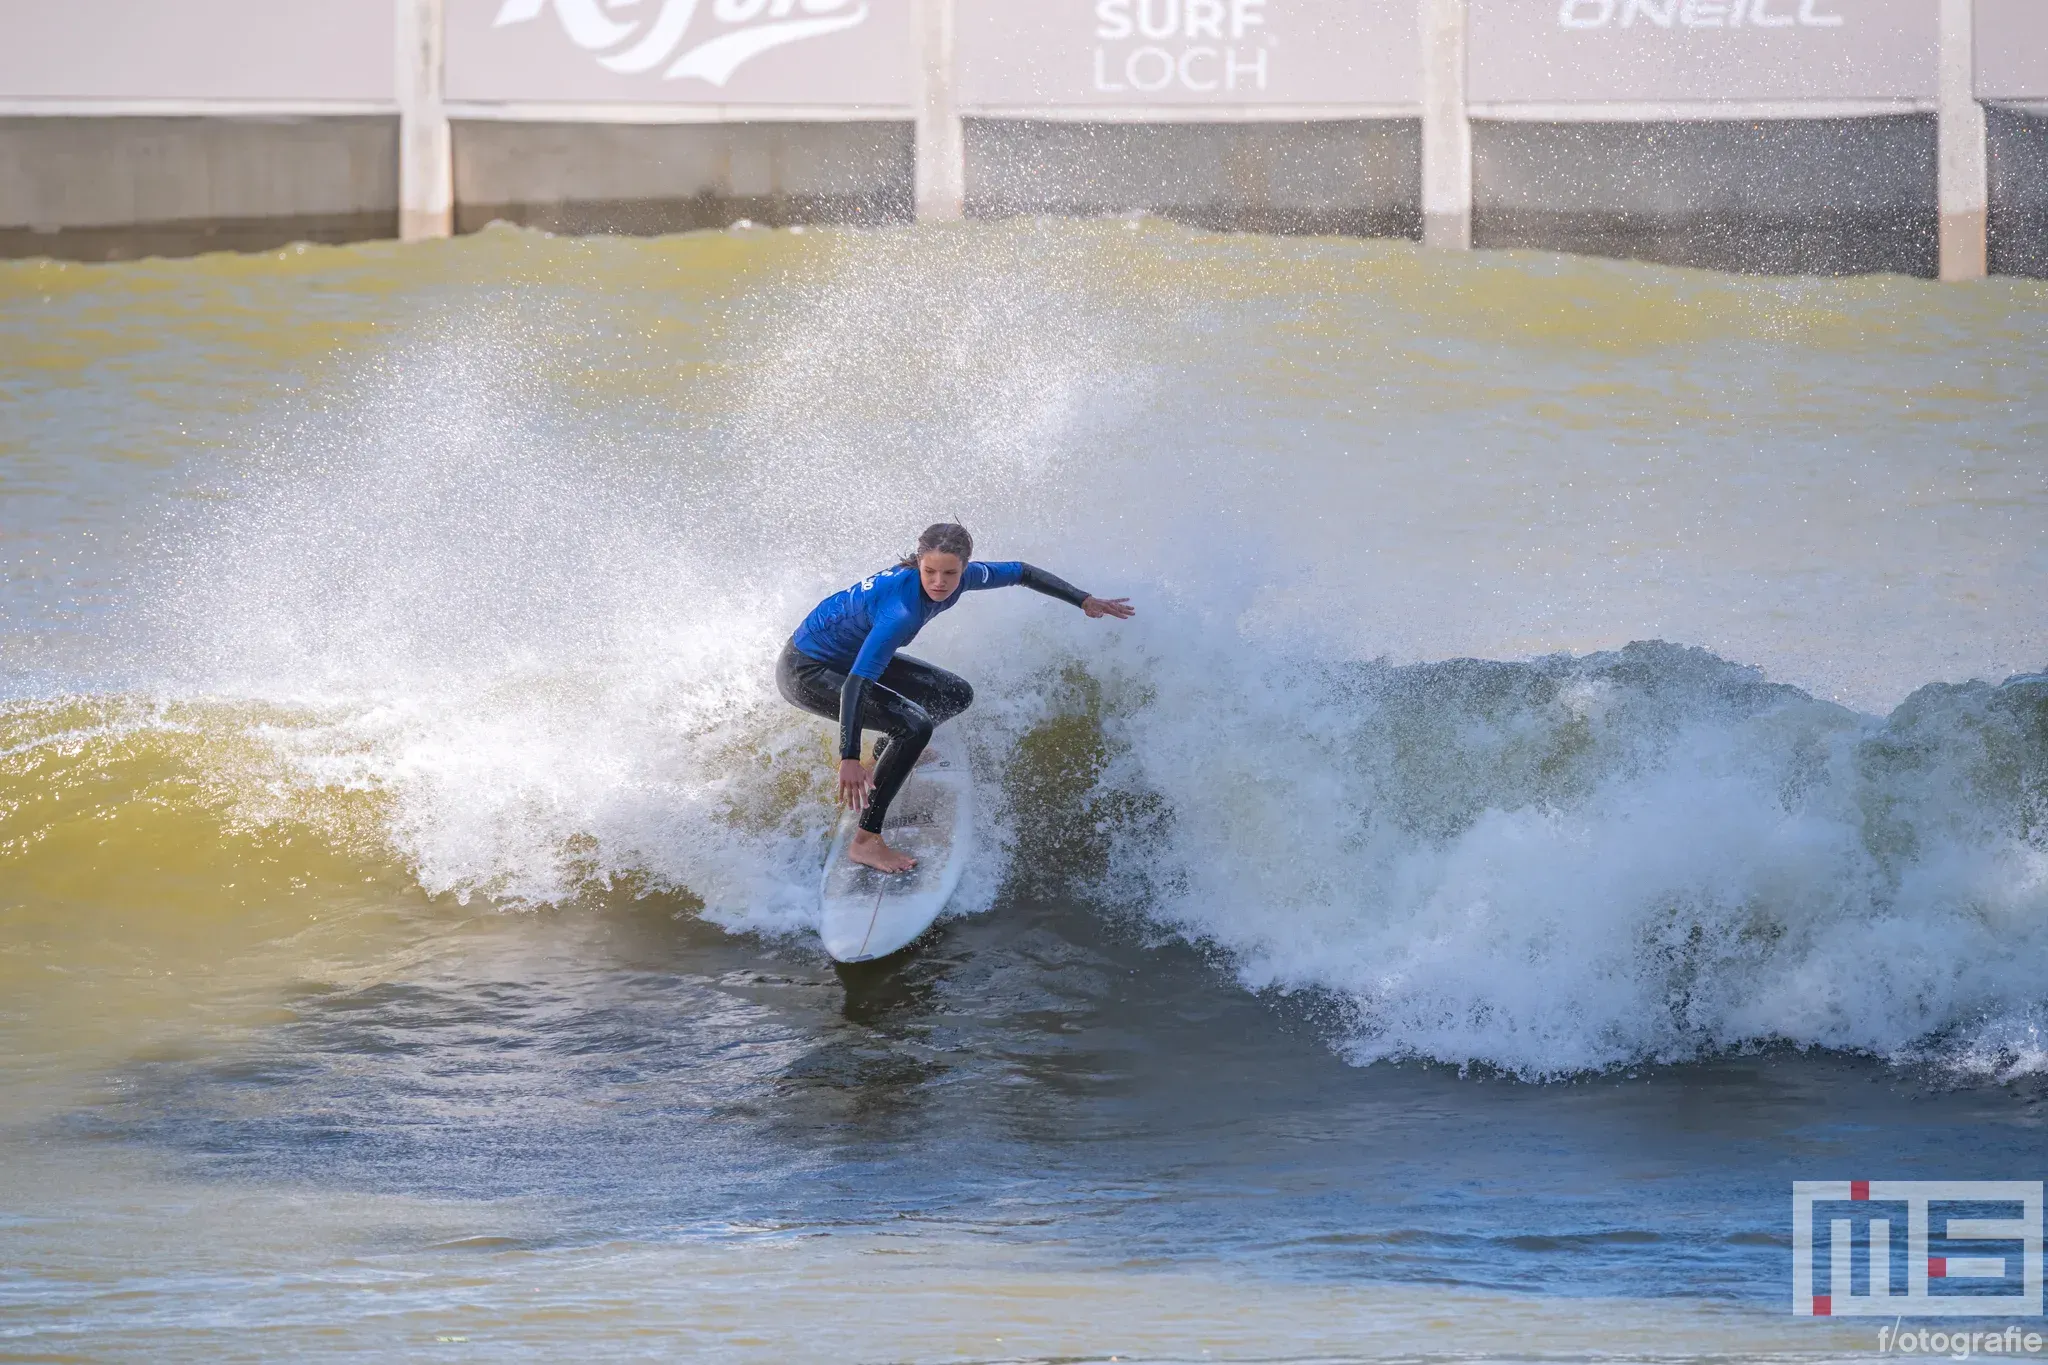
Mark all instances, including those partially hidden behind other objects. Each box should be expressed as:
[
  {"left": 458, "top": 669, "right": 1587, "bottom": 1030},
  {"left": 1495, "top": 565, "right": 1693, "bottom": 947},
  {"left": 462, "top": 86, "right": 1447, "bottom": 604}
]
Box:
[
  {"left": 792, "top": 561, "right": 1034, "bottom": 680},
  {"left": 788, "top": 559, "right": 1093, "bottom": 764}
]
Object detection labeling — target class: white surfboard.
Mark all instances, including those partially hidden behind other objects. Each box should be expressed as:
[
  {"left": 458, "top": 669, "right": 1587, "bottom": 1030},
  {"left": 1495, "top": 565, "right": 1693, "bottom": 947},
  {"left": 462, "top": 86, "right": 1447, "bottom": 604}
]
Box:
[{"left": 818, "top": 732, "right": 973, "bottom": 963}]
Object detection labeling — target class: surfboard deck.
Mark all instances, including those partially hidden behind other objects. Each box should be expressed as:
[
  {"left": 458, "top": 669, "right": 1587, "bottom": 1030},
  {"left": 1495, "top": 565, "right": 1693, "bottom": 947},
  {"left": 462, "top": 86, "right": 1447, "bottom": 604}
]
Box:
[{"left": 818, "top": 733, "right": 972, "bottom": 963}]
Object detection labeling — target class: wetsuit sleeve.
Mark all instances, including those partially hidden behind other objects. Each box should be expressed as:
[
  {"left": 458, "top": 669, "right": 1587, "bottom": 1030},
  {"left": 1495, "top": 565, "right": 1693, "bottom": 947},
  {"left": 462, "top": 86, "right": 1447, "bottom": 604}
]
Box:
[
  {"left": 1018, "top": 563, "right": 1091, "bottom": 609},
  {"left": 964, "top": 561, "right": 1091, "bottom": 607},
  {"left": 837, "top": 675, "right": 869, "bottom": 760}
]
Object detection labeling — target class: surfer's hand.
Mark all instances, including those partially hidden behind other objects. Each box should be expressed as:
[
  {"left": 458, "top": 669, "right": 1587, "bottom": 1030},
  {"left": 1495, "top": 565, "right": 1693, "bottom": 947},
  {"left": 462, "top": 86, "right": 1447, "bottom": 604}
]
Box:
[
  {"left": 837, "top": 759, "right": 872, "bottom": 812},
  {"left": 1082, "top": 596, "right": 1134, "bottom": 620}
]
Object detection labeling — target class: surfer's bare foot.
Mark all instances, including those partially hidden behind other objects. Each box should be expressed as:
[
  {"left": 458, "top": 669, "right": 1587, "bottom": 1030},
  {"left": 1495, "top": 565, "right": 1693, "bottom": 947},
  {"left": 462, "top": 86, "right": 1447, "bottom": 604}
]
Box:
[{"left": 849, "top": 830, "right": 917, "bottom": 874}]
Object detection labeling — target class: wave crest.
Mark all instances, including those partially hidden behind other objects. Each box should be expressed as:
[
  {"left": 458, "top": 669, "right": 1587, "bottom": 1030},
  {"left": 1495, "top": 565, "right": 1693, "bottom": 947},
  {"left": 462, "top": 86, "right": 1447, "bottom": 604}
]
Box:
[{"left": 1082, "top": 641, "right": 2048, "bottom": 1078}]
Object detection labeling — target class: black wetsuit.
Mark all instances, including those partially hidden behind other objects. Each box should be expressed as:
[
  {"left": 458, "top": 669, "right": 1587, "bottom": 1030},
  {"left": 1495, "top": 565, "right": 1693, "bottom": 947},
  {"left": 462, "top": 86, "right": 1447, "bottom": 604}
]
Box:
[{"left": 778, "top": 561, "right": 1091, "bottom": 835}]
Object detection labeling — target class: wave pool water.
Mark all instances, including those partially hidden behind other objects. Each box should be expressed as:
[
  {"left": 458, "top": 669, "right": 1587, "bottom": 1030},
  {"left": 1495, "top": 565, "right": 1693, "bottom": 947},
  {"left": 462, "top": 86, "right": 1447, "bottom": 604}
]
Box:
[{"left": 3, "top": 219, "right": 2046, "bottom": 1359}]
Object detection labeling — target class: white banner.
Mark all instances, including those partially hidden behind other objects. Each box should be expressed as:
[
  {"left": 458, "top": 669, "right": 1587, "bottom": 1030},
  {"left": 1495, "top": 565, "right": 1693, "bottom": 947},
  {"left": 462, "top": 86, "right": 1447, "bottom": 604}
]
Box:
[
  {"left": 0, "top": 0, "right": 394, "bottom": 103},
  {"left": 1976, "top": 0, "right": 2048, "bottom": 99}
]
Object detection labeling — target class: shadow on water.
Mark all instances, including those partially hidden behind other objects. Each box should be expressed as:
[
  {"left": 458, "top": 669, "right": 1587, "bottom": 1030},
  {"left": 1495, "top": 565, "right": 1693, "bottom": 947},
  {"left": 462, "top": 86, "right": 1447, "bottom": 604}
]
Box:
[
  {"left": 61, "top": 877, "right": 2048, "bottom": 1301},
  {"left": 833, "top": 952, "right": 946, "bottom": 1030}
]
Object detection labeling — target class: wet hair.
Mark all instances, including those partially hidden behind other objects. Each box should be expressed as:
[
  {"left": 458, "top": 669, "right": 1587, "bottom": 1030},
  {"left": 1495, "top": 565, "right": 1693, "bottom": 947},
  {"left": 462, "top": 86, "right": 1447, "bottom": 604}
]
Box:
[{"left": 898, "top": 522, "right": 974, "bottom": 569}]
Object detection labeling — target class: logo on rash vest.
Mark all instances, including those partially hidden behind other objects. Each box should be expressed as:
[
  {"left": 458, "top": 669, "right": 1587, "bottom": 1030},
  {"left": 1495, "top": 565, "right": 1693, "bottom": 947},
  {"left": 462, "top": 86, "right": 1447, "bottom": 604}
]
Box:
[
  {"left": 1558, "top": 0, "right": 1844, "bottom": 27},
  {"left": 492, "top": 0, "right": 869, "bottom": 87},
  {"left": 1792, "top": 1181, "right": 2043, "bottom": 1318}
]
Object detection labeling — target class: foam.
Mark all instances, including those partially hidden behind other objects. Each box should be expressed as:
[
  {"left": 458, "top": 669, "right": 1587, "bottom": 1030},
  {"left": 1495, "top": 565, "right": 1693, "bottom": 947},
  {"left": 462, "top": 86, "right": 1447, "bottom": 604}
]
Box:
[
  {"left": 136, "top": 230, "right": 1141, "bottom": 934},
  {"left": 1090, "top": 635, "right": 2048, "bottom": 1077}
]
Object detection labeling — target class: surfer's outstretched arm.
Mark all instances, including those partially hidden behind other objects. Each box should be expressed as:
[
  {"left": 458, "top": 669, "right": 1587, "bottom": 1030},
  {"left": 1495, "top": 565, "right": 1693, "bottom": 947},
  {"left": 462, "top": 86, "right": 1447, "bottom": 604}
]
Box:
[
  {"left": 1016, "top": 563, "right": 1089, "bottom": 606},
  {"left": 972, "top": 562, "right": 1137, "bottom": 620}
]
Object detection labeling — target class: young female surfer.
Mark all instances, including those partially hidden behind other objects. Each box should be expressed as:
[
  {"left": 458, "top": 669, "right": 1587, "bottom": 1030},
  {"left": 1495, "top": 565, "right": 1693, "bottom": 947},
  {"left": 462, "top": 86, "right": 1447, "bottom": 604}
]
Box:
[{"left": 777, "top": 523, "right": 1136, "bottom": 874}]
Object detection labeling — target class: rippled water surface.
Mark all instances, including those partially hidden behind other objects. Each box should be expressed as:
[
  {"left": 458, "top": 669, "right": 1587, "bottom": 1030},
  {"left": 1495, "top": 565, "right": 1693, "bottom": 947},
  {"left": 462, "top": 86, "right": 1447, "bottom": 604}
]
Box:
[{"left": 3, "top": 221, "right": 2046, "bottom": 1360}]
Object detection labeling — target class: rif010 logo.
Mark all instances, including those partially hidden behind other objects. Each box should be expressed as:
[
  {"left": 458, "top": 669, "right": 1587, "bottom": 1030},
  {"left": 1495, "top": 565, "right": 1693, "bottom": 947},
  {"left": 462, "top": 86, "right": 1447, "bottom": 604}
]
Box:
[
  {"left": 493, "top": 0, "right": 870, "bottom": 87},
  {"left": 1794, "top": 1181, "right": 2044, "bottom": 1318}
]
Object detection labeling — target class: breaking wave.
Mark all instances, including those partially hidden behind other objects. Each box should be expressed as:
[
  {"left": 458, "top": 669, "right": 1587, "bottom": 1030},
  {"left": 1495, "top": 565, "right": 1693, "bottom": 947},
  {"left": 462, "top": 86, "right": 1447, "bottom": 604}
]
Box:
[
  {"left": 10, "top": 631, "right": 2044, "bottom": 1084},
  {"left": 6, "top": 223, "right": 2044, "bottom": 1083}
]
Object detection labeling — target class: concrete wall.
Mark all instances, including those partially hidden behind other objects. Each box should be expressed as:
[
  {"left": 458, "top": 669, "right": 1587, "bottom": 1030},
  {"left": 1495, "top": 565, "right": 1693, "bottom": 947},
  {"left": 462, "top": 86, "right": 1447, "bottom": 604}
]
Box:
[
  {"left": 0, "top": 117, "right": 397, "bottom": 261},
  {"left": 0, "top": 0, "right": 2040, "bottom": 277},
  {"left": 452, "top": 120, "right": 913, "bottom": 234},
  {"left": 1986, "top": 104, "right": 2048, "bottom": 278},
  {"left": 954, "top": 0, "right": 1420, "bottom": 238},
  {"left": 1977, "top": 0, "right": 2048, "bottom": 279},
  {"left": 0, "top": 0, "right": 397, "bottom": 259},
  {"left": 964, "top": 118, "right": 1419, "bottom": 237},
  {"left": 1473, "top": 115, "right": 1939, "bottom": 276}
]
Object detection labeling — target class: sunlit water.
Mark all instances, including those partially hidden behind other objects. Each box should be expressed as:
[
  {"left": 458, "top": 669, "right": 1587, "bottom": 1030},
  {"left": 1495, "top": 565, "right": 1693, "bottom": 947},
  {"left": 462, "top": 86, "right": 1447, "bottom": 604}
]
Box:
[{"left": 2, "top": 220, "right": 2046, "bottom": 1360}]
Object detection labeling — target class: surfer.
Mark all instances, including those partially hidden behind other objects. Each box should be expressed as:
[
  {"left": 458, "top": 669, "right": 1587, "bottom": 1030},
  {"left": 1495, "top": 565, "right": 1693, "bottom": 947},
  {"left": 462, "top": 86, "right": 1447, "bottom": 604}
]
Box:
[{"left": 778, "top": 523, "right": 1136, "bottom": 874}]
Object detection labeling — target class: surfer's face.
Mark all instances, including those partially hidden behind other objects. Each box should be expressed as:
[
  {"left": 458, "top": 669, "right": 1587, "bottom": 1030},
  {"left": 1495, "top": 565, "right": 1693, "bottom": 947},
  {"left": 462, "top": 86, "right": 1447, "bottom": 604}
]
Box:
[{"left": 918, "top": 552, "right": 965, "bottom": 602}]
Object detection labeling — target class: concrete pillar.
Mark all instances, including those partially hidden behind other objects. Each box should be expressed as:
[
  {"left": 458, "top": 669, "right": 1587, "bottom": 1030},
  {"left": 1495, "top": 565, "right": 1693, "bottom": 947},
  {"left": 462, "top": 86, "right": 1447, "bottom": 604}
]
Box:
[
  {"left": 398, "top": 0, "right": 454, "bottom": 241},
  {"left": 1420, "top": 0, "right": 1472, "bottom": 250},
  {"left": 914, "top": 0, "right": 964, "bottom": 221},
  {"left": 1938, "top": 0, "right": 1987, "bottom": 280}
]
